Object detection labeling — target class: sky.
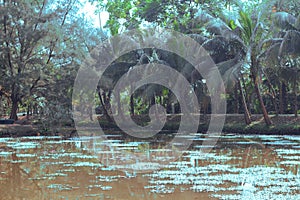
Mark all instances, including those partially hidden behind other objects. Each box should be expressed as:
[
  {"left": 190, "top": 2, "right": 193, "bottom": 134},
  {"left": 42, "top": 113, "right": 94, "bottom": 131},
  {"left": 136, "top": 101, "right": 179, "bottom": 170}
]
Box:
[{"left": 80, "top": 1, "right": 109, "bottom": 28}]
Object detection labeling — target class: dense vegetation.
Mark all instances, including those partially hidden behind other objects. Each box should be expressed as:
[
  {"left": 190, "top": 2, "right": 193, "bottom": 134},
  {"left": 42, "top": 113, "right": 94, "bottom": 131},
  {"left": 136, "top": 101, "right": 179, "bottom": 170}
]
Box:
[
  {"left": 0, "top": 0, "right": 299, "bottom": 131},
  {"left": 0, "top": 0, "right": 103, "bottom": 126}
]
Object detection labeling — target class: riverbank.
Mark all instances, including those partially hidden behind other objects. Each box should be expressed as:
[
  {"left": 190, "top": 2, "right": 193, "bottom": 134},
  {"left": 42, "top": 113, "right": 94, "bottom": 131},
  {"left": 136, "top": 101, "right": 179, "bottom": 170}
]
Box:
[
  {"left": 0, "top": 114, "right": 299, "bottom": 137},
  {"left": 97, "top": 114, "right": 300, "bottom": 135},
  {"left": 217, "top": 114, "right": 300, "bottom": 135}
]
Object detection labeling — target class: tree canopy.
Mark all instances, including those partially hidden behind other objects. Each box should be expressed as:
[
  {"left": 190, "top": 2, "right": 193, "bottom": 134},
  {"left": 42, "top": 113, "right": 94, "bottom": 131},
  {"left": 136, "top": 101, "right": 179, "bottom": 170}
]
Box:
[{"left": 0, "top": 0, "right": 299, "bottom": 128}]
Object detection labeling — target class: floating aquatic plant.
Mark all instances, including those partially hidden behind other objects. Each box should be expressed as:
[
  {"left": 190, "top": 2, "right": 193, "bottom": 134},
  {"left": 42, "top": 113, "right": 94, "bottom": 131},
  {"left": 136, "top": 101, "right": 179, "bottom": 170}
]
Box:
[
  {"left": 101, "top": 186, "right": 112, "bottom": 190},
  {"left": 64, "top": 162, "right": 103, "bottom": 167},
  {"left": 0, "top": 151, "right": 13, "bottom": 156},
  {"left": 7, "top": 142, "right": 40, "bottom": 149},
  {"left": 47, "top": 184, "right": 74, "bottom": 191},
  {"left": 1, "top": 135, "right": 300, "bottom": 199},
  {"left": 16, "top": 153, "right": 36, "bottom": 158},
  {"left": 45, "top": 173, "right": 68, "bottom": 177}
]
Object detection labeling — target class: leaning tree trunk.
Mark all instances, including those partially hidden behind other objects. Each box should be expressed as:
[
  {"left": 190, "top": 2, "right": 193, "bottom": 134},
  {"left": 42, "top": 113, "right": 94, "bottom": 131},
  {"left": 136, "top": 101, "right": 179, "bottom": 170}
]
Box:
[
  {"left": 237, "top": 80, "right": 251, "bottom": 125},
  {"left": 241, "top": 75, "right": 251, "bottom": 112},
  {"left": 253, "top": 79, "right": 272, "bottom": 125},
  {"left": 251, "top": 56, "right": 272, "bottom": 125}
]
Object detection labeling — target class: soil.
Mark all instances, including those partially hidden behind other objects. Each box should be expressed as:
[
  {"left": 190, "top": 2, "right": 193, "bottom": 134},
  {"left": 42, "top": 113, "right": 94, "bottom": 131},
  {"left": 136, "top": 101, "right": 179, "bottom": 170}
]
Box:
[{"left": 0, "top": 114, "right": 299, "bottom": 137}]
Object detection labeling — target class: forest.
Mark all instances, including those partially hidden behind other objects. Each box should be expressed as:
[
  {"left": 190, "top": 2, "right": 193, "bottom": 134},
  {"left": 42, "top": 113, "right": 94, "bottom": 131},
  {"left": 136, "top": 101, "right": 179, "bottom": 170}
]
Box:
[
  {"left": 0, "top": 0, "right": 299, "bottom": 133},
  {"left": 0, "top": 1, "right": 300, "bottom": 199}
]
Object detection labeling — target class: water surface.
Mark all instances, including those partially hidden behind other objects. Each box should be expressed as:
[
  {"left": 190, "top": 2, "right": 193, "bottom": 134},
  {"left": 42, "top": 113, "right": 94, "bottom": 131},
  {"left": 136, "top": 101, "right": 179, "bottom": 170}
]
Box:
[{"left": 0, "top": 134, "right": 299, "bottom": 199}]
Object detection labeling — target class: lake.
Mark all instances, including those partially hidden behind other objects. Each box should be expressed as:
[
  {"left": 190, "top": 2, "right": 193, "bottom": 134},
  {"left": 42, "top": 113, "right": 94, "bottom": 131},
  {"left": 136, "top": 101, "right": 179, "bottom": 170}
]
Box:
[{"left": 0, "top": 133, "right": 299, "bottom": 199}]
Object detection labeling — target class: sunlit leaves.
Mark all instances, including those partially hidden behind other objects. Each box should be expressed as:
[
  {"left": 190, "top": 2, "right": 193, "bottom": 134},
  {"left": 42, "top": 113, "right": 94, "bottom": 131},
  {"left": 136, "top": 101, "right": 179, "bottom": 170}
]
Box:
[{"left": 229, "top": 20, "right": 237, "bottom": 30}]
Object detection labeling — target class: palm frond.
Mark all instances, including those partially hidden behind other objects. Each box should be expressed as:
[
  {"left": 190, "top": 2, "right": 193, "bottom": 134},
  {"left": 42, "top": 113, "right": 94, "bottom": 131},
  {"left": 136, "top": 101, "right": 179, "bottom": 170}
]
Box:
[
  {"left": 258, "top": 38, "right": 283, "bottom": 50},
  {"left": 295, "top": 14, "right": 300, "bottom": 30},
  {"left": 279, "top": 30, "right": 300, "bottom": 58},
  {"left": 239, "top": 11, "right": 253, "bottom": 44},
  {"left": 260, "top": 43, "right": 281, "bottom": 67},
  {"left": 272, "top": 12, "right": 297, "bottom": 30}
]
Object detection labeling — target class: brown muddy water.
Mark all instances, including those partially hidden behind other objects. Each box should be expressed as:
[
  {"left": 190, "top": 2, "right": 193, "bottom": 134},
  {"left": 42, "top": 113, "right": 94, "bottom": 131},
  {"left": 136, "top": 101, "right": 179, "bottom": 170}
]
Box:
[{"left": 0, "top": 133, "right": 299, "bottom": 200}]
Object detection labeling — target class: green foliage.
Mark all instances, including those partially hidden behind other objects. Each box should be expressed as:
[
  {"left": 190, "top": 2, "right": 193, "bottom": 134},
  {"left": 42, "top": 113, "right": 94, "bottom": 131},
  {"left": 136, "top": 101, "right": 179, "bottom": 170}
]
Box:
[
  {"left": 0, "top": 0, "right": 101, "bottom": 122},
  {"left": 1, "top": 0, "right": 299, "bottom": 125},
  {"left": 238, "top": 11, "right": 254, "bottom": 44},
  {"left": 228, "top": 20, "right": 237, "bottom": 30},
  {"left": 90, "top": 0, "right": 299, "bottom": 120}
]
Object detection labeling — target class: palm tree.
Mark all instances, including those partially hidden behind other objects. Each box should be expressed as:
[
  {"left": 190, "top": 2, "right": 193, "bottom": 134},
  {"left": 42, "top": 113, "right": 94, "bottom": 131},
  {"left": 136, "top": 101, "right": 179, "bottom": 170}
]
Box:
[
  {"left": 260, "top": 11, "right": 300, "bottom": 117},
  {"left": 192, "top": 8, "right": 273, "bottom": 124},
  {"left": 239, "top": 10, "right": 273, "bottom": 125}
]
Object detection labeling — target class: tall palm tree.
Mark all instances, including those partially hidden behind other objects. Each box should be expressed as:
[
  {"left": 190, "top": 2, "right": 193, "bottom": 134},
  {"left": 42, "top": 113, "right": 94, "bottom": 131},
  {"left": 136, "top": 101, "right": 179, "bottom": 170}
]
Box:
[
  {"left": 239, "top": 10, "right": 273, "bottom": 125},
  {"left": 260, "top": 11, "right": 300, "bottom": 117},
  {"left": 193, "top": 8, "right": 274, "bottom": 124}
]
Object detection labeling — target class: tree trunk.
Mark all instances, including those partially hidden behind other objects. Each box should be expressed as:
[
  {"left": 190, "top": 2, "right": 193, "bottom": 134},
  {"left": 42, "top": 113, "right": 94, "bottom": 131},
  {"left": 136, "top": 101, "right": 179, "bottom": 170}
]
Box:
[
  {"left": 88, "top": 105, "right": 93, "bottom": 121},
  {"left": 151, "top": 95, "right": 156, "bottom": 106},
  {"left": 279, "top": 82, "right": 283, "bottom": 114},
  {"left": 237, "top": 80, "right": 251, "bottom": 125},
  {"left": 234, "top": 83, "right": 239, "bottom": 114},
  {"left": 253, "top": 80, "right": 272, "bottom": 125},
  {"left": 254, "top": 81, "right": 272, "bottom": 125},
  {"left": 241, "top": 75, "right": 251, "bottom": 111},
  {"left": 279, "top": 81, "right": 287, "bottom": 114},
  {"left": 26, "top": 103, "right": 31, "bottom": 119},
  {"left": 10, "top": 99, "right": 18, "bottom": 121},
  {"left": 115, "top": 90, "right": 121, "bottom": 116},
  {"left": 264, "top": 72, "right": 279, "bottom": 116},
  {"left": 97, "top": 88, "right": 112, "bottom": 122},
  {"left": 251, "top": 56, "right": 272, "bottom": 125},
  {"left": 130, "top": 94, "right": 134, "bottom": 116},
  {"left": 293, "top": 82, "right": 298, "bottom": 117}
]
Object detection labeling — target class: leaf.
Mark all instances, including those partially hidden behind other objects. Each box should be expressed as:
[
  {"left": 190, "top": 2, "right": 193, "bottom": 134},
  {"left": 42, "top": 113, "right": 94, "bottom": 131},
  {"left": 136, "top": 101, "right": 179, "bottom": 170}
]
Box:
[
  {"left": 262, "top": 43, "right": 281, "bottom": 67},
  {"left": 295, "top": 15, "right": 300, "bottom": 30},
  {"left": 272, "top": 12, "right": 297, "bottom": 30},
  {"left": 194, "top": 9, "right": 215, "bottom": 24},
  {"left": 188, "top": 34, "right": 208, "bottom": 45},
  {"left": 205, "top": 19, "right": 231, "bottom": 35},
  {"left": 229, "top": 20, "right": 237, "bottom": 30},
  {"left": 258, "top": 38, "right": 283, "bottom": 50},
  {"left": 202, "top": 36, "right": 245, "bottom": 64},
  {"left": 238, "top": 11, "right": 253, "bottom": 44},
  {"left": 279, "top": 30, "right": 300, "bottom": 58},
  {"left": 222, "top": 61, "right": 242, "bottom": 91}
]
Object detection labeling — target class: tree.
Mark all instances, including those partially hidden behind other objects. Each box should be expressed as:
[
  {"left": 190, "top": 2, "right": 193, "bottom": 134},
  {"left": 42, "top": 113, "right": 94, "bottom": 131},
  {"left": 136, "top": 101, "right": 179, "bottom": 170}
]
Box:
[
  {"left": 0, "top": 0, "right": 87, "bottom": 121},
  {"left": 260, "top": 10, "right": 300, "bottom": 117},
  {"left": 95, "top": 0, "right": 299, "bottom": 125},
  {"left": 92, "top": 0, "right": 248, "bottom": 122},
  {"left": 239, "top": 10, "right": 273, "bottom": 125}
]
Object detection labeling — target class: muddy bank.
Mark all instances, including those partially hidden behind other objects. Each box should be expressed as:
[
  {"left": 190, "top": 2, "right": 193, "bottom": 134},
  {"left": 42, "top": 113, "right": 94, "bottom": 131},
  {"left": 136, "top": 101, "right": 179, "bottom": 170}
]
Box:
[
  {"left": 0, "top": 114, "right": 299, "bottom": 137},
  {"left": 0, "top": 124, "right": 38, "bottom": 137}
]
